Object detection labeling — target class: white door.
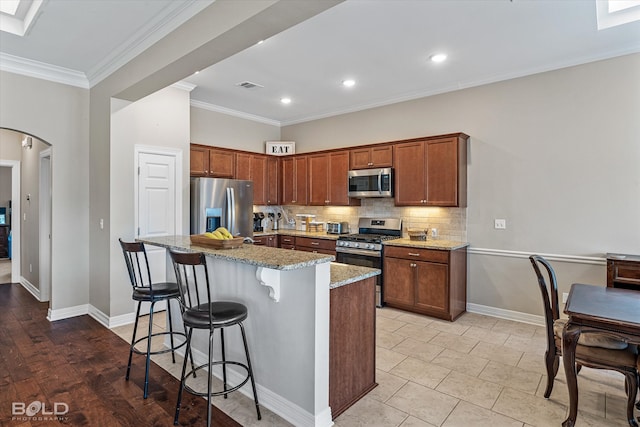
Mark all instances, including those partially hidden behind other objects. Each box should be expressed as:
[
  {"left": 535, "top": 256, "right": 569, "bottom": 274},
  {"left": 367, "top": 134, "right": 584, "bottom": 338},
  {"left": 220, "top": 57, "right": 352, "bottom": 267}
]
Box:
[
  {"left": 39, "top": 150, "right": 52, "bottom": 302},
  {"left": 137, "top": 151, "right": 178, "bottom": 313}
]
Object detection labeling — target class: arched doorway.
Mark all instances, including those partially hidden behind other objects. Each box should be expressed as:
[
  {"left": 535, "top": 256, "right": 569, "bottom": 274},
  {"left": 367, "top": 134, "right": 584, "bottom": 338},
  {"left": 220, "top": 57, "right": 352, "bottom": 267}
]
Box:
[{"left": 0, "top": 128, "right": 52, "bottom": 307}]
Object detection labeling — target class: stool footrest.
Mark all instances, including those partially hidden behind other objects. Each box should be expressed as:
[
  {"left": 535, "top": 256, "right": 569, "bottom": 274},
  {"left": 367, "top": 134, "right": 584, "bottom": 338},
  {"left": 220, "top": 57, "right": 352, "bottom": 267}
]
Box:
[
  {"left": 131, "top": 331, "right": 187, "bottom": 356},
  {"left": 183, "top": 360, "right": 250, "bottom": 397}
]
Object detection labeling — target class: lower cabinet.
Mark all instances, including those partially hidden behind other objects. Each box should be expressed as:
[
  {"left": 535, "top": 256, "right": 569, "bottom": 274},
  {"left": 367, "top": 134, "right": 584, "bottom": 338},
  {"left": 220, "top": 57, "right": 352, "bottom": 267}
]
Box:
[
  {"left": 295, "top": 236, "right": 336, "bottom": 256},
  {"left": 278, "top": 235, "right": 296, "bottom": 250},
  {"left": 252, "top": 234, "right": 277, "bottom": 247},
  {"left": 383, "top": 245, "right": 467, "bottom": 321}
]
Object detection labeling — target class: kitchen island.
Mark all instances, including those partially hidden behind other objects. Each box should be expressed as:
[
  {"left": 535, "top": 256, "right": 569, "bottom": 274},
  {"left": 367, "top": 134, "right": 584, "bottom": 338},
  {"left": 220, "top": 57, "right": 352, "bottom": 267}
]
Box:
[{"left": 138, "top": 235, "right": 379, "bottom": 427}]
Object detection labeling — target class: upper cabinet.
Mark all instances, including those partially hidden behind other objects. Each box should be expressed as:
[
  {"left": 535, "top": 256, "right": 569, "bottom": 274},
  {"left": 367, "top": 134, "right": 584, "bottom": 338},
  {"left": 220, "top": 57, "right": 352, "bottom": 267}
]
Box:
[
  {"left": 394, "top": 134, "right": 468, "bottom": 207},
  {"left": 282, "top": 156, "right": 307, "bottom": 205},
  {"left": 309, "top": 152, "right": 360, "bottom": 206},
  {"left": 190, "top": 144, "right": 235, "bottom": 178},
  {"left": 349, "top": 145, "right": 393, "bottom": 169},
  {"left": 234, "top": 152, "right": 279, "bottom": 205}
]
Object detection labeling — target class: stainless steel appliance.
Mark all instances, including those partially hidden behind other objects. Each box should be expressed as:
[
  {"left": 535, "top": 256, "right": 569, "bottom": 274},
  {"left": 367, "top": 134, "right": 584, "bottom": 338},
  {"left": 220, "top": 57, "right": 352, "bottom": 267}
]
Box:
[
  {"left": 336, "top": 217, "right": 402, "bottom": 307},
  {"left": 348, "top": 167, "right": 393, "bottom": 198},
  {"left": 190, "top": 177, "right": 254, "bottom": 237},
  {"left": 253, "top": 212, "right": 264, "bottom": 232},
  {"left": 326, "top": 221, "right": 350, "bottom": 234}
]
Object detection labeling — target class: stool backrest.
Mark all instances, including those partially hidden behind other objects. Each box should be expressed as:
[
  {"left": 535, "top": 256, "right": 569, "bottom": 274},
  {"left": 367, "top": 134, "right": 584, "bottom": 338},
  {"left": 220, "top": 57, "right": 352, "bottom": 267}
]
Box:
[
  {"left": 169, "top": 249, "right": 214, "bottom": 325},
  {"left": 119, "top": 238, "right": 153, "bottom": 291}
]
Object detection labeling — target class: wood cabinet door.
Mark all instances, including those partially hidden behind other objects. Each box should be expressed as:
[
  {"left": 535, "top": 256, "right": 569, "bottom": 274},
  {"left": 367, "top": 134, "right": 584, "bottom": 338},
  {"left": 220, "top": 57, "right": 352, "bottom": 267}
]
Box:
[
  {"left": 308, "top": 154, "right": 329, "bottom": 205},
  {"left": 293, "top": 156, "right": 308, "bottom": 205},
  {"left": 349, "top": 148, "right": 372, "bottom": 169},
  {"left": 208, "top": 148, "right": 235, "bottom": 178},
  {"left": 281, "top": 157, "right": 295, "bottom": 205},
  {"left": 383, "top": 257, "right": 415, "bottom": 306},
  {"left": 425, "top": 138, "right": 458, "bottom": 206},
  {"left": 370, "top": 145, "right": 393, "bottom": 167},
  {"left": 190, "top": 146, "right": 210, "bottom": 176},
  {"left": 251, "top": 155, "right": 267, "bottom": 205},
  {"left": 266, "top": 156, "right": 280, "bottom": 205},
  {"left": 328, "top": 151, "right": 350, "bottom": 205},
  {"left": 393, "top": 142, "right": 426, "bottom": 205},
  {"left": 414, "top": 261, "right": 449, "bottom": 314},
  {"left": 235, "top": 152, "right": 252, "bottom": 181}
]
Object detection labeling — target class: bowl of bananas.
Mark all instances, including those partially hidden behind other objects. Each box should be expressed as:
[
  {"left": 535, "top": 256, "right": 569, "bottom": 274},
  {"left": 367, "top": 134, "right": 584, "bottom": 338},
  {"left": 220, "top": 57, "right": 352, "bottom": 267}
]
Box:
[{"left": 190, "top": 227, "right": 244, "bottom": 249}]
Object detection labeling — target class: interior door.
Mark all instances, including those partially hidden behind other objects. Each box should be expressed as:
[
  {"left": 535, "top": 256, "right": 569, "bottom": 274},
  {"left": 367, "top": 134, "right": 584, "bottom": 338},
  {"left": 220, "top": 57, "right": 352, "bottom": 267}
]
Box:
[{"left": 138, "top": 152, "right": 177, "bottom": 311}]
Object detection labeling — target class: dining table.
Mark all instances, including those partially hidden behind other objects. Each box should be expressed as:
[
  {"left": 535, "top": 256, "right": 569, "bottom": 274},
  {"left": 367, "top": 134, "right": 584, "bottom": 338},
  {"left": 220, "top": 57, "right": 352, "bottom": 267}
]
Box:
[{"left": 562, "top": 283, "right": 640, "bottom": 427}]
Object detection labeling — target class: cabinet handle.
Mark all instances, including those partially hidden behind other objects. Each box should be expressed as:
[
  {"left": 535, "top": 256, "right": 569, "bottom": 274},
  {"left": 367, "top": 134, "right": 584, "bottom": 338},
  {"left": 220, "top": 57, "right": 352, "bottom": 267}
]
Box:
[
  {"left": 408, "top": 253, "right": 420, "bottom": 257},
  {"left": 311, "top": 242, "right": 320, "bottom": 246},
  {"left": 410, "top": 263, "right": 416, "bottom": 267},
  {"left": 312, "top": 250, "right": 318, "bottom": 253}
]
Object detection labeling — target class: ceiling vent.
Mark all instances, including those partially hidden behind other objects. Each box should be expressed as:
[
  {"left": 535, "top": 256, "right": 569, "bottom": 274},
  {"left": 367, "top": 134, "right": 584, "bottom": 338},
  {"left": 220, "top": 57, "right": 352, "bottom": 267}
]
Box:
[{"left": 236, "top": 81, "right": 264, "bottom": 90}]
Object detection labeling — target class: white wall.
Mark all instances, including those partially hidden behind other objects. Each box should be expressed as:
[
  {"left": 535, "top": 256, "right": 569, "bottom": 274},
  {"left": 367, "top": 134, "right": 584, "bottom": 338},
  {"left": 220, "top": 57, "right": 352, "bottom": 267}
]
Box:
[
  {"left": 282, "top": 53, "right": 640, "bottom": 318},
  {"left": 109, "top": 86, "right": 191, "bottom": 317},
  {"left": 190, "top": 107, "right": 281, "bottom": 151},
  {"left": 0, "top": 70, "right": 90, "bottom": 312}
]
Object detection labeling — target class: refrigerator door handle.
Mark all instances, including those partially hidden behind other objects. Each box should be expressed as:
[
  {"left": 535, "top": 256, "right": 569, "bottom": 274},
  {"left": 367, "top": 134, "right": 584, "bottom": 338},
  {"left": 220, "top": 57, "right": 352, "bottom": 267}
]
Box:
[{"left": 227, "top": 187, "right": 236, "bottom": 235}]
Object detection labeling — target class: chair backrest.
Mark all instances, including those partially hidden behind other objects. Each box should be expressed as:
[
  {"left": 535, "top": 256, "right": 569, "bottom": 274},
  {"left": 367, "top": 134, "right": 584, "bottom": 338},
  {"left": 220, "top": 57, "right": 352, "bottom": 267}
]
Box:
[
  {"left": 169, "top": 249, "right": 214, "bottom": 326},
  {"left": 119, "top": 238, "right": 153, "bottom": 291},
  {"left": 529, "top": 255, "right": 560, "bottom": 348}
]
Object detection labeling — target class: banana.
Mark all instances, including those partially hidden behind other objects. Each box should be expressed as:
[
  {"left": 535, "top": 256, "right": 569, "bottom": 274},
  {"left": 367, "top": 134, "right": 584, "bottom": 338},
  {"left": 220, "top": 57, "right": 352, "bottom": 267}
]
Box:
[
  {"left": 206, "top": 230, "right": 224, "bottom": 239},
  {"left": 215, "top": 227, "right": 233, "bottom": 239}
]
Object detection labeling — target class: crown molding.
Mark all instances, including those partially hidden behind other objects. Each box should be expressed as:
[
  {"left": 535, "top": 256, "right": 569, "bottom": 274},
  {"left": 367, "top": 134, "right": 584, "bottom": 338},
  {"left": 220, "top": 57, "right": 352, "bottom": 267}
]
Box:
[
  {"left": 171, "top": 81, "right": 197, "bottom": 92},
  {"left": 86, "top": 0, "right": 214, "bottom": 86},
  {"left": 190, "top": 99, "right": 281, "bottom": 127},
  {"left": 0, "top": 52, "right": 89, "bottom": 88}
]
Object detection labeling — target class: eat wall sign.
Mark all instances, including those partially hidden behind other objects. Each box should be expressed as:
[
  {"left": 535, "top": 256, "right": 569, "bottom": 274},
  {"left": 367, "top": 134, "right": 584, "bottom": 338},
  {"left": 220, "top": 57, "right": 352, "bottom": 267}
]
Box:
[{"left": 265, "top": 141, "right": 295, "bottom": 156}]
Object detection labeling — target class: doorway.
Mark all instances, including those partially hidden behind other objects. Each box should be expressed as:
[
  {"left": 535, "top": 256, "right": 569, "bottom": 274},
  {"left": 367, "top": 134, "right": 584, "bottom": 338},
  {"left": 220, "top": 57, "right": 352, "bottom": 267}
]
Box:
[
  {"left": 0, "top": 159, "right": 20, "bottom": 285},
  {"left": 39, "top": 149, "right": 52, "bottom": 301}
]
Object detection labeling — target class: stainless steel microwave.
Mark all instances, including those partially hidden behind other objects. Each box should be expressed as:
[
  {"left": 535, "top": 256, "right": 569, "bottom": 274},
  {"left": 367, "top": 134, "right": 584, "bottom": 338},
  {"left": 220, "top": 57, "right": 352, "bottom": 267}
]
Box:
[{"left": 348, "top": 167, "right": 393, "bottom": 198}]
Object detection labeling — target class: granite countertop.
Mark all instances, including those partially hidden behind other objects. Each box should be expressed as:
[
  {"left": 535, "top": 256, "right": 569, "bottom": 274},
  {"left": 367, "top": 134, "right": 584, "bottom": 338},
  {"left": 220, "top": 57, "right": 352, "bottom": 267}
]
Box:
[
  {"left": 330, "top": 262, "right": 380, "bottom": 289},
  {"left": 139, "top": 235, "right": 333, "bottom": 271},
  {"left": 384, "top": 238, "right": 469, "bottom": 250},
  {"left": 254, "top": 230, "right": 341, "bottom": 240}
]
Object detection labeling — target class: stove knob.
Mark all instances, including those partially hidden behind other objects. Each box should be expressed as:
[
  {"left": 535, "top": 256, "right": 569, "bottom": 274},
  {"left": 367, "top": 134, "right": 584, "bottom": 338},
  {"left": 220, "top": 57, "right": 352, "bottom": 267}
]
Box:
[
  {"left": 353, "top": 243, "right": 360, "bottom": 248},
  {"left": 367, "top": 244, "right": 374, "bottom": 249}
]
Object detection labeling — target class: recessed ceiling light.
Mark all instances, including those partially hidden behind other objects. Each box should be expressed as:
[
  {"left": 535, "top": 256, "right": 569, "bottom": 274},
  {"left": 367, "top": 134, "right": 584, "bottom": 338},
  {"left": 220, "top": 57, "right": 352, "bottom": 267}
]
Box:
[
  {"left": 280, "top": 97, "right": 292, "bottom": 105},
  {"left": 430, "top": 53, "right": 448, "bottom": 63},
  {"left": 342, "top": 79, "right": 356, "bottom": 88},
  {"left": 194, "top": 70, "right": 200, "bottom": 75},
  {"left": 257, "top": 40, "right": 265, "bottom": 45}
]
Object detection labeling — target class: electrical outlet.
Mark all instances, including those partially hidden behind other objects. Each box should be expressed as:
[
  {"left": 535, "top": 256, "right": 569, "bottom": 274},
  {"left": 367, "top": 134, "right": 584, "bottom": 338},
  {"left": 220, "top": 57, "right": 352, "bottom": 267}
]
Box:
[
  {"left": 494, "top": 219, "right": 506, "bottom": 229},
  {"left": 562, "top": 292, "right": 569, "bottom": 303}
]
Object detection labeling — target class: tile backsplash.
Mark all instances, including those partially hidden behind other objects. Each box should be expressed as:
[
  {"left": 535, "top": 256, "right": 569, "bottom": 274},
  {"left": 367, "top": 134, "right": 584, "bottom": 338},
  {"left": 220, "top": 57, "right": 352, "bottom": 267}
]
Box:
[{"left": 255, "top": 198, "right": 467, "bottom": 242}]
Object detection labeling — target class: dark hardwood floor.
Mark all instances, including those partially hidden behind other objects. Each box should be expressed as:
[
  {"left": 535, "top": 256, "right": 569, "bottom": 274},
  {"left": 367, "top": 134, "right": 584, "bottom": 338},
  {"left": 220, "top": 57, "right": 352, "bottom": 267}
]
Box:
[{"left": 0, "top": 283, "right": 241, "bottom": 427}]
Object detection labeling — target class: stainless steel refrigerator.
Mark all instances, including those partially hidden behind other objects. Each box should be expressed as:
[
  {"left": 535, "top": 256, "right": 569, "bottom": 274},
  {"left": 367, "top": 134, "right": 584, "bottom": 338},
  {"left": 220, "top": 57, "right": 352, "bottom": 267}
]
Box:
[{"left": 190, "top": 177, "right": 254, "bottom": 237}]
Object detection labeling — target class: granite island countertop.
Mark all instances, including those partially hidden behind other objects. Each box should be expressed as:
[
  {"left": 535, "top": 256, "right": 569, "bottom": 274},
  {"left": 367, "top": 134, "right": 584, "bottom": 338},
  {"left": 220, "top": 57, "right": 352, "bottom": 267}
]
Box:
[
  {"left": 384, "top": 238, "right": 469, "bottom": 250},
  {"left": 330, "top": 262, "right": 380, "bottom": 289},
  {"left": 139, "top": 235, "right": 333, "bottom": 270}
]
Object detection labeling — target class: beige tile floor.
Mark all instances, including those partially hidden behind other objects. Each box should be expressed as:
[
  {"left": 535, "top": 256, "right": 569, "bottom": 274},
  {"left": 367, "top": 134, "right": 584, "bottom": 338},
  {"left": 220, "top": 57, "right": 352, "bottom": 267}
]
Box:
[{"left": 112, "top": 308, "right": 633, "bottom": 427}]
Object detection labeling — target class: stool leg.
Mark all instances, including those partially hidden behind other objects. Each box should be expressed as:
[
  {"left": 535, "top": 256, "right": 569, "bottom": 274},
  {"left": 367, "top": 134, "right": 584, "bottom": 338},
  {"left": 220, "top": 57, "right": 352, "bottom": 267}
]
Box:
[
  {"left": 174, "top": 328, "right": 193, "bottom": 426},
  {"left": 126, "top": 301, "right": 142, "bottom": 381},
  {"left": 167, "top": 299, "right": 176, "bottom": 364},
  {"left": 144, "top": 301, "right": 155, "bottom": 399},
  {"left": 220, "top": 328, "right": 227, "bottom": 398},
  {"left": 207, "top": 329, "right": 215, "bottom": 427},
  {"left": 239, "top": 323, "right": 261, "bottom": 420},
  {"left": 178, "top": 304, "right": 197, "bottom": 378}
]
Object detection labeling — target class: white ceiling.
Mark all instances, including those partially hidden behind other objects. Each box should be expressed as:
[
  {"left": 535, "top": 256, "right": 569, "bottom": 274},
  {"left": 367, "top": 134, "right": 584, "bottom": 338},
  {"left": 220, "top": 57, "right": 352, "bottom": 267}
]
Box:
[{"left": 1, "top": 0, "right": 639, "bottom": 125}]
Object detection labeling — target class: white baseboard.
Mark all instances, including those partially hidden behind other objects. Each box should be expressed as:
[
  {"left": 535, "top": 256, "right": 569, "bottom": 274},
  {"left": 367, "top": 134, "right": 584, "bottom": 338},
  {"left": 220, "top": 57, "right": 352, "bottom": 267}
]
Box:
[
  {"left": 172, "top": 343, "right": 333, "bottom": 427},
  {"left": 108, "top": 312, "right": 137, "bottom": 328},
  {"left": 467, "top": 302, "right": 544, "bottom": 327},
  {"left": 47, "top": 304, "right": 89, "bottom": 321},
  {"left": 20, "top": 277, "right": 41, "bottom": 301}
]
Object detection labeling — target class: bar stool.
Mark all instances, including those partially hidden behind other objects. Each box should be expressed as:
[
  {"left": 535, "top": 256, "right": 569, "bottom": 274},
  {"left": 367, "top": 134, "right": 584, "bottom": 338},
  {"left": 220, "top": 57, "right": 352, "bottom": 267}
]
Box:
[
  {"left": 169, "top": 249, "right": 261, "bottom": 427},
  {"left": 119, "top": 239, "right": 192, "bottom": 399}
]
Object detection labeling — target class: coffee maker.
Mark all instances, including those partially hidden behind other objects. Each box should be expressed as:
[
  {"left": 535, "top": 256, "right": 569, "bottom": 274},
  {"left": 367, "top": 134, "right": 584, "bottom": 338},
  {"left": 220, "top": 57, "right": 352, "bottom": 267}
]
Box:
[{"left": 253, "top": 212, "right": 264, "bottom": 232}]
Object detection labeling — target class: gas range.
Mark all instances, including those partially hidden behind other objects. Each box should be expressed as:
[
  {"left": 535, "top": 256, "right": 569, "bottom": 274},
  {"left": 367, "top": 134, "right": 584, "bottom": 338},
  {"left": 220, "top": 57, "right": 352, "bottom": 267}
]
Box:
[
  {"left": 336, "top": 218, "right": 402, "bottom": 254},
  {"left": 335, "top": 217, "right": 402, "bottom": 308}
]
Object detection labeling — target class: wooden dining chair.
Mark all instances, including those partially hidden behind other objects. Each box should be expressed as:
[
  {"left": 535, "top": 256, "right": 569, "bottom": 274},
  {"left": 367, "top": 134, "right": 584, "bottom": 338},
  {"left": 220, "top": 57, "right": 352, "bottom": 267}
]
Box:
[{"left": 530, "top": 255, "right": 638, "bottom": 425}]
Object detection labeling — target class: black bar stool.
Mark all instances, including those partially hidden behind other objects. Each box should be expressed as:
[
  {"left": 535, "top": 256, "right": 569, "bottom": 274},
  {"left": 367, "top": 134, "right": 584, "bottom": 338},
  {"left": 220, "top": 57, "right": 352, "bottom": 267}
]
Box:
[
  {"left": 119, "top": 239, "right": 192, "bottom": 398},
  {"left": 169, "top": 249, "right": 261, "bottom": 427}
]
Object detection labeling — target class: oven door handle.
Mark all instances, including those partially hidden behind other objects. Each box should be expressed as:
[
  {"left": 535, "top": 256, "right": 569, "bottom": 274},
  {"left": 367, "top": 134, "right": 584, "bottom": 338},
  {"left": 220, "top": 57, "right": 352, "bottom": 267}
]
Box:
[{"left": 336, "top": 247, "right": 382, "bottom": 258}]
